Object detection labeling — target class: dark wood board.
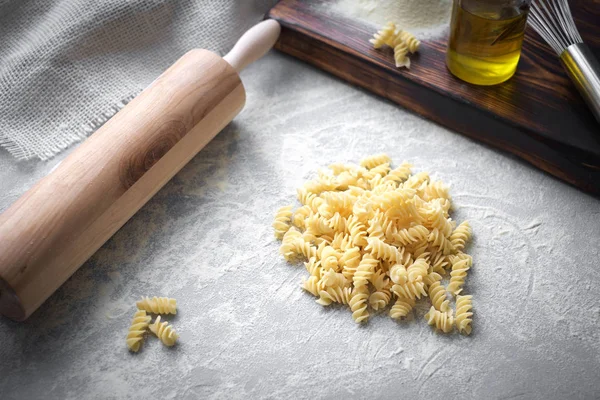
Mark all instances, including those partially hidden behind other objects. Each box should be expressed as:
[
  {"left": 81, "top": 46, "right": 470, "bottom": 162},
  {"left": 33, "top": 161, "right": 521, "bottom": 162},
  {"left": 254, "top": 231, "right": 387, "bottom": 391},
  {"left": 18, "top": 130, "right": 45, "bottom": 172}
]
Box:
[{"left": 267, "top": 0, "right": 600, "bottom": 196}]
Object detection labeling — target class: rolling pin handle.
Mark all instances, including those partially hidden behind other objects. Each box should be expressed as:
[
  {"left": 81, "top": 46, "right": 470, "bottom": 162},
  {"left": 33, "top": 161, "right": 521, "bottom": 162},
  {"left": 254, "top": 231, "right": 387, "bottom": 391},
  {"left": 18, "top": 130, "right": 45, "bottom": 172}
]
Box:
[{"left": 223, "top": 19, "right": 281, "bottom": 73}]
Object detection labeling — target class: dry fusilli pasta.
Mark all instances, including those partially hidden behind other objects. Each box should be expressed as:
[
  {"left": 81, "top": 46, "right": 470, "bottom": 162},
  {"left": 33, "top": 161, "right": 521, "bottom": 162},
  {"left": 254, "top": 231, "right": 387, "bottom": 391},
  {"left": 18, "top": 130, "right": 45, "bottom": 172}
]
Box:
[
  {"left": 126, "top": 310, "right": 151, "bottom": 352},
  {"left": 274, "top": 155, "right": 474, "bottom": 331},
  {"left": 369, "top": 22, "right": 397, "bottom": 48},
  {"left": 136, "top": 296, "right": 177, "bottom": 315},
  {"left": 455, "top": 295, "right": 473, "bottom": 335},
  {"left": 273, "top": 205, "right": 293, "bottom": 239},
  {"left": 149, "top": 316, "right": 179, "bottom": 347}
]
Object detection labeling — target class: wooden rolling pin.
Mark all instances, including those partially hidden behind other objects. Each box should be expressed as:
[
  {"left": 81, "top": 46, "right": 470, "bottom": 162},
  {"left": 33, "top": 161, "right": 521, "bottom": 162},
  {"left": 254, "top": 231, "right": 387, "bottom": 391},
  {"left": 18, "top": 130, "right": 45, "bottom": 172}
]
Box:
[{"left": 0, "top": 20, "right": 281, "bottom": 321}]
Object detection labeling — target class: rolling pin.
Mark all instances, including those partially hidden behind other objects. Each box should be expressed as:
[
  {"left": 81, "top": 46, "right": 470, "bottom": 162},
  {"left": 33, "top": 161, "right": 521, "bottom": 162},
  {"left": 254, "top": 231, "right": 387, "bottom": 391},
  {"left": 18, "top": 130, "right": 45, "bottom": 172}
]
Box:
[{"left": 0, "top": 19, "right": 281, "bottom": 321}]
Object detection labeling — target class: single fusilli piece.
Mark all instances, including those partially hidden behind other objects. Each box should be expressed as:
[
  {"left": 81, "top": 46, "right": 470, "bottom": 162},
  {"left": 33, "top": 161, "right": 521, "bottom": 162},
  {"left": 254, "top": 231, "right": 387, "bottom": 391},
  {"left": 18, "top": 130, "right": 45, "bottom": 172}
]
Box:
[
  {"left": 389, "top": 297, "right": 415, "bottom": 319},
  {"left": 365, "top": 237, "right": 401, "bottom": 264},
  {"left": 428, "top": 281, "right": 450, "bottom": 313},
  {"left": 391, "top": 280, "right": 427, "bottom": 300},
  {"left": 126, "top": 310, "right": 151, "bottom": 352},
  {"left": 273, "top": 205, "right": 293, "bottom": 239},
  {"left": 321, "top": 269, "right": 348, "bottom": 288},
  {"left": 369, "top": 269, "right": 392, "bottom": 310},
  {"left": 455, "top": 295, "right": 473, "bottom": 335},
  {"left": 393, "top": 225, "right": 429, "bottom": 246},
  {"left": 450, "top": 221, "right": 472, "bottom": 252},
  {"left": 136, "top": 296, "right": 177, "bottom": 315},
  {"left": 349, "top": 287, "right": 370, "bottom": 323},
  {"left": 397, "top": 30, "right": 420, "bottom": 53},
  {"left": 369, "top": 22, "right": 397, "bottom": 49},
  {"left": 390, "top": 263, "right": 409, "bottom": 284},
  {"left": 302, "top": 275, "right": 324, "bottom": 297},
  {"left": 360, "top": 154, "right": 392, "bottom": 169},
  {"left": 384, "top": 162, "right": 412, "bottom": 184},
  {"left": 425, "top": 306, "right": 454, "bottom": 333},
  {"left": 406, "top": 258, "right": 429, "bottom": 281},
  {"left": 280, "top": 228, "right": 302, "bottom": 260},
  {"left": 428, "top": 228, "right": 455, "bottom": 255},
  {"left": 447, "top": 254, "right": 473, "bottom": 296},
  {"left": 353, "top": 253, "right": 378, "bottom": 289},
  {"left": 392, "top": 36, "right": 410, "bottom": 69},
  {"left": 149, "top": 316, "right": 179, "bottom": 347},
  {"left": 293, "top": 205, "right": 312, "bottom": 229},
  {"left": 316, "top": 286, "right": 352, "bottom": 306}
]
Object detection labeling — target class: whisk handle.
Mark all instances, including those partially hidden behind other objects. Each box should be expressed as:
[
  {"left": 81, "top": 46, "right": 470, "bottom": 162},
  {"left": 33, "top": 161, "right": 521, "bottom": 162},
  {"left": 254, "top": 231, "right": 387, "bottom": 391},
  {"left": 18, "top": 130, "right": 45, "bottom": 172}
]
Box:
[{"left": 560, "top": 43, "right": 600, "bottom": 124}]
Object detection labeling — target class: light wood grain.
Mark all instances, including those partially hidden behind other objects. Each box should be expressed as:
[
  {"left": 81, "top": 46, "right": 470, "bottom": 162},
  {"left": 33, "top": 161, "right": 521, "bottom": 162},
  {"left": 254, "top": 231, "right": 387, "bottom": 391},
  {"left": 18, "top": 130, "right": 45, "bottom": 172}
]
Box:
[{"left": 0, "top": 49, "right": 245, "bottom": 320}]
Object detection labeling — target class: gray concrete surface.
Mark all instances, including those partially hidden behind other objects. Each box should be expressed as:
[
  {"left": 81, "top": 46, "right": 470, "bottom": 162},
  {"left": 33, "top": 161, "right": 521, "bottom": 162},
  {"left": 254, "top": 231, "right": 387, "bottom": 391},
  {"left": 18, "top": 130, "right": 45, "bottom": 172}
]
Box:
[{"left": 1, "top": 51, "right": 599, "bottom": 399}]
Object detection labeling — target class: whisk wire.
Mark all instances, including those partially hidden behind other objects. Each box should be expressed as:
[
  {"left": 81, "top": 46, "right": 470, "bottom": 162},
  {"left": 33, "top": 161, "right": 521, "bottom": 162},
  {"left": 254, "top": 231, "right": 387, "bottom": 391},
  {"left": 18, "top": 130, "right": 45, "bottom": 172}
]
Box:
[
  {"left": 528, "top": 0, "right": 600, "bottom": 124},
  {"left": 529, "top": 0, "right": 583, "bottom": 55}
]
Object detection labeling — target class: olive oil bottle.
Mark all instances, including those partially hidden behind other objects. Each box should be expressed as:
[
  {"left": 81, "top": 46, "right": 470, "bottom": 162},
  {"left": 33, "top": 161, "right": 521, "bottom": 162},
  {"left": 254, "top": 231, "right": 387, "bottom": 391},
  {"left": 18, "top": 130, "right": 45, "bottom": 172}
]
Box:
[{"left": 446, "top": 0, "right": 530, "bottom": 85}]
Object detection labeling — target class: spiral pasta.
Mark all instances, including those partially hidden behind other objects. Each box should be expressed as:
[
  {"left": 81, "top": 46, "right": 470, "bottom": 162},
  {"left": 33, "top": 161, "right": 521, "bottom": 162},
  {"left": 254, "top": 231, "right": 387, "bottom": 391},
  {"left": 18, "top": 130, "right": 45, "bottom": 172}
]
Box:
[
  {"left": 349, "top": 287, "right": 370, "bottom": 323},
  {"left": 293, "top": 205, "right": 312, "bottom": 229},
  {"left": 428, "top": 228, "right": 455, "bottom": 255},
  {"left": 428, "top": 281, "right": 450, "bottom": 313},
  {"left": 390, "top": 263, "right": 409, "bottom": 284},
  {"left": 447, "top": 254, "right": 472, "bottom": 296},
  {"left": 391, "top": 280, "right": 427, "bottom": 300},
  {"left": 393, "top": 39, "right": 410, "bottom": 69},
  {"left": 365, "top": 237, "right": 401, "bottom": 263},
  {"left": 424, "top": 306, "right": 454, "bottom": 333},
  {"left": 393, "top": 225, "right": 429, "bottom": 247},
  {"left": 320, "top": 245, "right": 341, "bottom": 271},
  {"left": 149, "top": 316, "right": 179, "bottom": 347},
  {"left": 280, "top": 228, "right": 302, "bottom": 260},
  {"left": 455, "top": 295, "right": 473, "bottom": 335},
  {"left": 369, "top": 22, "right": 397, "bottom": 49},
  {"left": 274, "top": 155, "right": 474, "bottom": 332},
  {"left": 316, "top": 286, "right": 353, "bottom": 306},
  {"left": 407, "top": 258, "right": 429, "bottom": 281},
  {"left": 389, "top": 297, "right": 415, "bottom": 319},
  {"left": 126, "top": 310, "right": 151, "bottom": 352},
  {"left": 353, "top": 253, "right": 378, "bottom": 288},
  {"left": 360, "top": 154, "right": 392, "bottom": 169},
  {"left": 398, "top": 30, "right": 421, "bottom": 53},
  {"left": 450, "top": 221, "right": 472, "bottom": 252},
  {"left": 384, "top": 162, "right": 412, "bottom": 184},
  {"left": 305, "top": 257, "right": 323, "bottom": 278},
  {"left": 135, "top": 296, "right": 177, "bottom": 315},
  {"left": 302, "top": 275, "right": 324, "bottom": 297},
  {"left": 273, "top": 205, "right": 293, "bottom": 239},
  {"left": 321, "top": 269, "right": 348, "bottom": 288},
  {"left": 346, "top": 215, "right": 368, "bottom": 247}
]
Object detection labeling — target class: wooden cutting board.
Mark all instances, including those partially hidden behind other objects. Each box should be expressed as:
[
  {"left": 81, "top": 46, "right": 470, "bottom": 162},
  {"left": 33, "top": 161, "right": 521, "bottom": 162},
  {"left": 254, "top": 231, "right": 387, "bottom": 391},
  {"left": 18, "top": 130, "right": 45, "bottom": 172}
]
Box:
[{"left": 267, "top": 0, "right": 600, "bottom": 196}]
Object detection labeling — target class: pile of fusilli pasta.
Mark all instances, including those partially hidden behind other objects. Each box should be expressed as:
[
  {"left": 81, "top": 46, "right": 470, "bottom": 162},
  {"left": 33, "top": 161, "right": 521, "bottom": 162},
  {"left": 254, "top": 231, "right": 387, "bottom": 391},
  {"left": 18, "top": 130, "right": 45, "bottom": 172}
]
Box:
[{"left": 273, "top": 155, "right": 474, "bottom": 334}]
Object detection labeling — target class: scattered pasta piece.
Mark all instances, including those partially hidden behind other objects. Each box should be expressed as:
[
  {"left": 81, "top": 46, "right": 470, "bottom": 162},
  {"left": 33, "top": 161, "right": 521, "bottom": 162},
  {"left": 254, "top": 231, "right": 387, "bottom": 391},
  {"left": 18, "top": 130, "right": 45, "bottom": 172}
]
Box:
[
  {"left": 136, "top": 296, "right": 177, "bottom": 315},
  {"left": 391, "top": 35, "right": 410, "bottom": 68},
  {"left": 126, "top": 310, "right": 151, "bottom": 352},
  {"left": 455, "top": 295, "right": 473, "bottom": 335},
  {"left": 398, "top": 31, "right": 420, "bottom": 53},
  {"left": 425, "top": 306, "right": 454, "bottom": 333},
  {"left": 370, "top": 24, "right": 421, "bottom": 69},
  {"left": 369, "top": 22, "right": 397, "bottom": 49},
  {"left": 149, "top": 316, "right": 180, "bottom": 346},
  {"left": 273, "top": 205, "right": 293, "bottom": 239},
  {"left": 274, "top": 155, "right": 474, "bottom": 333}
]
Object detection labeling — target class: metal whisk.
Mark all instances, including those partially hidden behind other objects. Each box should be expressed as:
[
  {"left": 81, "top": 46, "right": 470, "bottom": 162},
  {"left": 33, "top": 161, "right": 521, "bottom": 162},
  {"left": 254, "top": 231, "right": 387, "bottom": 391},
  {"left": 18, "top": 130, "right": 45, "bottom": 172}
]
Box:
[{"left": 528, "top": 0, "right": 600, "bottom": 123}]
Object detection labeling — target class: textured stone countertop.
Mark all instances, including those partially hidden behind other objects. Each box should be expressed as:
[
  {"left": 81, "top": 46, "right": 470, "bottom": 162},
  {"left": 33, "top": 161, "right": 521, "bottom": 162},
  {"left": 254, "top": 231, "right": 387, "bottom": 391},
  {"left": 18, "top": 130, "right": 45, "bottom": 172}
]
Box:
[{"left": 1, "top": 52, "right": 599, "bottom": 399}]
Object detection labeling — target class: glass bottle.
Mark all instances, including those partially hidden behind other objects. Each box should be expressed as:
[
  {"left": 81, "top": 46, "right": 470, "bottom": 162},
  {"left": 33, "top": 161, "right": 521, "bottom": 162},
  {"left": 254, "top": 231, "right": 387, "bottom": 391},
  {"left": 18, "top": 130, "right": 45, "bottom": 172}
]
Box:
[{"left": 446, "top": 0, "right": 531, "bottom": 85}]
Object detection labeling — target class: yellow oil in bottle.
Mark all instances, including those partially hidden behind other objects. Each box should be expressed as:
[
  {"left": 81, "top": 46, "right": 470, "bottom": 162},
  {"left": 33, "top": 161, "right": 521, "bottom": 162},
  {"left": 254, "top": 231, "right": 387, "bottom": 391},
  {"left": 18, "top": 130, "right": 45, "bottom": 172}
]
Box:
[{"left": 446, "top": 0, "right": 529, "bottom": 85}]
